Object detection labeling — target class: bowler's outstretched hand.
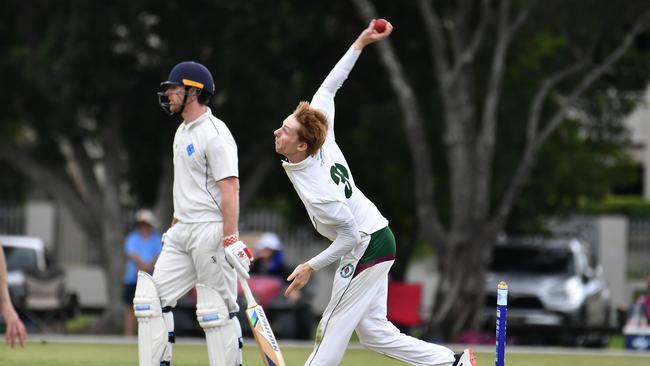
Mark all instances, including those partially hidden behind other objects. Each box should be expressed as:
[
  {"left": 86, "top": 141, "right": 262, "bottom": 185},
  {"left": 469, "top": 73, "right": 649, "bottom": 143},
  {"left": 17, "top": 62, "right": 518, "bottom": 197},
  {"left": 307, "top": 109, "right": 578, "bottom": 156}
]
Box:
[
  {"left": 285, "top": 263, "right": 314, "bottom": 297},
  {"left": 353, "top": 18, "right": 393, "bottom": 50},
  {"left": 2, "top": 303, "right": 26, "bottom": 348}
]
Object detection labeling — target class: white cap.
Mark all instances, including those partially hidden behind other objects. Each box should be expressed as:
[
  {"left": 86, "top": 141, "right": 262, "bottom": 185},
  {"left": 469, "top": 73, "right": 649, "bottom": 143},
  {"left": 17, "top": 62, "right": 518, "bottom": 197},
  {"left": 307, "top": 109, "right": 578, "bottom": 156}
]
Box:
[
  {"left": 256, "top": 232, "right": 282, "bottom": 251},
  {"left": 135, "top": 209, "right": 157, "bottom": 227}
]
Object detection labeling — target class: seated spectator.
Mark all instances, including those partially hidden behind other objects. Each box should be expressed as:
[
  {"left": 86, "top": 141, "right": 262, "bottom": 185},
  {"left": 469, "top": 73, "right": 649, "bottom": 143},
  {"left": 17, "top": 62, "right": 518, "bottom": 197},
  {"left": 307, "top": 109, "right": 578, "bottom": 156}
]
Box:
[
  {"left": 625, "top": 274, "right": 650, "bottom": 329},
  {"left": 250, "top": 232, "right": 290, "bottom": 280},
  {"left": 247, "top": 232, "right": 313, "bottom": 339}
]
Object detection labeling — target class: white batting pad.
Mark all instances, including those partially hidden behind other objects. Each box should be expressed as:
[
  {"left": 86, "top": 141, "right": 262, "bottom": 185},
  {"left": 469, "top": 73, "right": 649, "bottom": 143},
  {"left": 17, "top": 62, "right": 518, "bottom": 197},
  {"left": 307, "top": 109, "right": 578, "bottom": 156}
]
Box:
[
  {"left": 133, "top": 271, "right": 172, "bottom": 366},
  {"left": 196, "top": 283, "right": 240, "bottom": 366}
]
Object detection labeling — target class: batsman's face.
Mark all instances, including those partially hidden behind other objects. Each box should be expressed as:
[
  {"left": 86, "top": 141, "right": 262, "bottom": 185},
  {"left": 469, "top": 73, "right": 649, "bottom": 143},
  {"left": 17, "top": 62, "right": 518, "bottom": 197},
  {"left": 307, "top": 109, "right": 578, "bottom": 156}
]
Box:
[
  {"left": 274, "top": 115, "right": 306, "bottom": 158},
  {"left": 164, "top": 85, "right": 186, "bottom": 113}
]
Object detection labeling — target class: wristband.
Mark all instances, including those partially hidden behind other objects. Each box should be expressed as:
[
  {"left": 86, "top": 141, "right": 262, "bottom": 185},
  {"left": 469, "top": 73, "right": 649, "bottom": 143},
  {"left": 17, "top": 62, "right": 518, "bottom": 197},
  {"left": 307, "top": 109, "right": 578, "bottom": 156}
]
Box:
[{"left": 223, "top": 234, "right": 239, "bottom": 247}]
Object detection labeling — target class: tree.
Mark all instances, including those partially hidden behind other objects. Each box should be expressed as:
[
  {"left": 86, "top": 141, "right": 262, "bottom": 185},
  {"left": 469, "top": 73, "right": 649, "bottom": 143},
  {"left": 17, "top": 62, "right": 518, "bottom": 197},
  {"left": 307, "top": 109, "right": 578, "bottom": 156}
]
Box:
[
  {"left": 0, "top": 0, "right": 349, "bottom": 328},
  {"left": 351, "top": 0, "right": 650, "bottom": 339},
  {"left": 2, "top": 0, "right": 647, "bottom": 338},
  {"left": 0, "top": 0, "right": 170, "bottom": 327}
]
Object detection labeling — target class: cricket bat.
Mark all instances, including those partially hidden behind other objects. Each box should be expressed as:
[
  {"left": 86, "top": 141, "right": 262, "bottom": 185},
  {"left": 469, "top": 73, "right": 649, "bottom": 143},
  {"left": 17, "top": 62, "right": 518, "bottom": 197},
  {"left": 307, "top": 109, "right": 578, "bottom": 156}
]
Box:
[{"left": 239, "top": 276, "right": 286, "bottom": 366}]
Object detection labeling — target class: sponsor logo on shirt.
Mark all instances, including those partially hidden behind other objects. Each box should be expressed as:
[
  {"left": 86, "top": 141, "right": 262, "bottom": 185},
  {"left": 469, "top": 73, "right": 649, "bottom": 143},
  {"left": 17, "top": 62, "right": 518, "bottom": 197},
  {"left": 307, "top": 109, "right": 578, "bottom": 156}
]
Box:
[
  {"left": 186, "top": 143, "right": 195, "bottom": 156},
  {"left": 340, "top": 263, "right": 354, "bottom": 278}
]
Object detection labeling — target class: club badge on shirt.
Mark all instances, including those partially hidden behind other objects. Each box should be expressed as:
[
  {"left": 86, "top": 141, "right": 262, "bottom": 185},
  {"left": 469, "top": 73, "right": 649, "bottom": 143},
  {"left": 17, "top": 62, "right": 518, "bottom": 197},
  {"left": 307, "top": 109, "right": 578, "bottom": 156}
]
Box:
[
  {"left": 340, "top": 263, "right": 354, "bottom": 278},
  {"left": 186, "top": 144, "right": 195, "bottom": 156}
]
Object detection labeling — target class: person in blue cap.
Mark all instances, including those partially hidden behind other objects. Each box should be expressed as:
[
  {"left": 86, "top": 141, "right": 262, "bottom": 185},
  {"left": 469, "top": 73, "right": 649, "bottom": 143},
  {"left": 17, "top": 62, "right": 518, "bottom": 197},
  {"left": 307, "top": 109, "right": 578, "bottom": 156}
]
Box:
[{"left": 133, "top": 61, "right": 253, "bottom": 366}]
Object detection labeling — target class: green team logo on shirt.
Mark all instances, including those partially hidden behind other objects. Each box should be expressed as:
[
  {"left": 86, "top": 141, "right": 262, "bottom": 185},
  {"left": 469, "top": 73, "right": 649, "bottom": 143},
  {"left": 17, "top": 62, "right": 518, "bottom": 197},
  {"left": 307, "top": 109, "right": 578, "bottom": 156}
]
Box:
[{"left": 330, "top": 163, "right": 352, "bottom": 198}]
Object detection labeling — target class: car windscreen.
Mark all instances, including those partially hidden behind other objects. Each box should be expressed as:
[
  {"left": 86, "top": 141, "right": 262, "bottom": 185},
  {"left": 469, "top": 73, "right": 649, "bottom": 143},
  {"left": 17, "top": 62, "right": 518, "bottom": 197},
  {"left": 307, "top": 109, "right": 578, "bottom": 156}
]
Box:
[
  {"left": 490, "top": 246, "right": 574, "bottom": 275},
  {"left": 3, "top": 246, "right": 39, "bottom": 272}
]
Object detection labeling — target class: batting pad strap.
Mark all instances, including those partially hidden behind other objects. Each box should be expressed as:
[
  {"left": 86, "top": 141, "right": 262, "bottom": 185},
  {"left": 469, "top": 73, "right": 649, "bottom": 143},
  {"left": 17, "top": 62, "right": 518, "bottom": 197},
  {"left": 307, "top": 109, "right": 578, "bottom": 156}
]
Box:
[
  {"left": 161, "top": 307, "right": 176, "bottom": 343},
  {"left": 196, "top": 284, "right": 230, "bottom": 329}
]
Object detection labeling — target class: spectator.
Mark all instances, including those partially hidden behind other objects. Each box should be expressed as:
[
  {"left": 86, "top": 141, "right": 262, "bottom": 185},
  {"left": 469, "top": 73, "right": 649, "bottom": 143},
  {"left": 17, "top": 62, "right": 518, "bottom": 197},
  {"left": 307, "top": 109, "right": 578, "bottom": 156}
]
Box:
[
  {"left": 123, "top": 209, "right": 162, "bottom": 336},
  {"left": 249, "top": 232, "right": 313, "bottom": 339},
  {"left": 0, "top": 241, "right": 27, "bottom": 348},
  {"left": 250, "top": 232, "right": 290, "bottom": 280},
  {"left": 626, "top": 274, "right": 650, "bottom": 328}
]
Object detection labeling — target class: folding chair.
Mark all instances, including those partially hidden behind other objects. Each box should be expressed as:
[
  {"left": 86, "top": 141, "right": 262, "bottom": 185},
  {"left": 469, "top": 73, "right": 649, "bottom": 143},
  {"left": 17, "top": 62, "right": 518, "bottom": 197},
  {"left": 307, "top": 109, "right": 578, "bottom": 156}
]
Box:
[{"left": 22, "top": 269, "right": 67, "bottom": 333}]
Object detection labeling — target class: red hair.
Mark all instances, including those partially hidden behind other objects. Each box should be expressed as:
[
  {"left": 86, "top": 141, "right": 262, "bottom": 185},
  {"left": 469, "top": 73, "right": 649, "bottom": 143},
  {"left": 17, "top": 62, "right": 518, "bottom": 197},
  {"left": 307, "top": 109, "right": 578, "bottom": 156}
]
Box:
[{"left": 293, "top": 101, "right": 328, "bottom": 156}]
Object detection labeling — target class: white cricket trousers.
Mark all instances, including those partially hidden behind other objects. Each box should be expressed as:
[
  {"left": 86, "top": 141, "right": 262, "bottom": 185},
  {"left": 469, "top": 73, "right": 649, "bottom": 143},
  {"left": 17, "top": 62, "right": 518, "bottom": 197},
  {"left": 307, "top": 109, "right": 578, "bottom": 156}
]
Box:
[
  {"left": 152, "top": 221, "right": 238, "bottom": 312},
  {"left": 306, "top": 258, "right": 455, "bottom": 366}
]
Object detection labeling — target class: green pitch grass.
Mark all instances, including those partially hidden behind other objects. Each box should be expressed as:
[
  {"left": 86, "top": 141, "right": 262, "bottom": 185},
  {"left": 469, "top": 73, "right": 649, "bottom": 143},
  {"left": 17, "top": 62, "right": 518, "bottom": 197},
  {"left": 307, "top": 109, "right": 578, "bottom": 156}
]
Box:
[{"left": 0, "top": 341, "right": 648, "bottom": 366}]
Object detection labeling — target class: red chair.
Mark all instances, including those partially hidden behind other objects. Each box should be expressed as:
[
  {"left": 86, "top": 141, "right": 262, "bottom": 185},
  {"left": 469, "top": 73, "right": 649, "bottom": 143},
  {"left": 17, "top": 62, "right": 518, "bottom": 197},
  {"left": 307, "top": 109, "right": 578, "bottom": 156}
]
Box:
[
  {"left": 237, "top": 275, "right": 282, "bottom": 307},
  {"left": 387, "top": 281, "right": 423, "bottom": 327}
]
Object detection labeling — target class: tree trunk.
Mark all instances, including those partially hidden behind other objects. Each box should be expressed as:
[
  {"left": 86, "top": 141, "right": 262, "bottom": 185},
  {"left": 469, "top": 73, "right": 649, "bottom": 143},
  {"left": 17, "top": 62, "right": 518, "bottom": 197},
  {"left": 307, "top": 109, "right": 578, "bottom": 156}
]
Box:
[
  {"left": 94, "top": 106, "right": 129, "bottom": 329},
  {"left": 94, "top": 214, "right": 126, "bottom": 331},
  {"left": 154, "top": 157, "right": 174, "bottom": 229},
  {"left": 425, "top": 226, "right": 496, "bottom": 340},
  {"left": 389, "top": 228, "right": 418, "bottom": 281},
  {"left": 0, "top": 137, "right": 125, "bottom": 330}
]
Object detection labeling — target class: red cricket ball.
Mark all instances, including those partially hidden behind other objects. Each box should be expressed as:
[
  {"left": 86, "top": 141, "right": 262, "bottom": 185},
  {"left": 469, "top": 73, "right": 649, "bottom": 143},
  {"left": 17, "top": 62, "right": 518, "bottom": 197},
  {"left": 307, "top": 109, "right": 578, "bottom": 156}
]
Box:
[{"left": 374, "top": 18, "right": 388, "bottom": 33}]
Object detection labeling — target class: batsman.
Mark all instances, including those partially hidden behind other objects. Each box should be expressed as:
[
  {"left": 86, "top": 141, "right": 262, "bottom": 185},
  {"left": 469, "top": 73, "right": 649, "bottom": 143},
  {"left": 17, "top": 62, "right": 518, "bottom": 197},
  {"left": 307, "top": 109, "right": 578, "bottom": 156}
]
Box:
[
  {"left": 133, "top": 61, "right": 253, "bottom": 366},
  {"left": 275, "top": 20, "right": 476, "bottom": 366}
]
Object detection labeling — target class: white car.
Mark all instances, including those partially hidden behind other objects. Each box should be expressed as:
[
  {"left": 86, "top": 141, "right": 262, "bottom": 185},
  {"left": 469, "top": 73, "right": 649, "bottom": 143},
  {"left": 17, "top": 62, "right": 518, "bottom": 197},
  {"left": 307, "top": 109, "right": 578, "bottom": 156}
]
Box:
[
  {"left": 483, "top": 236, "right": 612, "bottom": 347},
  {"left": 1, "top": 235, "right": 48, "bottom": 303}
]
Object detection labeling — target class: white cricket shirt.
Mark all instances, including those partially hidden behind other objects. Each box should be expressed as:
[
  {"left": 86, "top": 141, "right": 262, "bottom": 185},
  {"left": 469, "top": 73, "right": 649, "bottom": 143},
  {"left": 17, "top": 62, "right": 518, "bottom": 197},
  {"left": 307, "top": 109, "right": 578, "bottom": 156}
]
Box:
[
  {"left": 282, "top": 47, "right": 388, "bottom": 271},
  {"left": 172, "top": 107, "right": 238, "bottom": 223}
]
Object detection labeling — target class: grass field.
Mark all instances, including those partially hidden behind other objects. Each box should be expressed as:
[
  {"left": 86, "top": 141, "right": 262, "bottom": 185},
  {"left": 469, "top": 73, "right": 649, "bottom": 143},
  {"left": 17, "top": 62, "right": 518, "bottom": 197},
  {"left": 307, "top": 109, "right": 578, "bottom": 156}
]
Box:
[{"left": 0, "top": 341, "right": 648, "bottom": 366}]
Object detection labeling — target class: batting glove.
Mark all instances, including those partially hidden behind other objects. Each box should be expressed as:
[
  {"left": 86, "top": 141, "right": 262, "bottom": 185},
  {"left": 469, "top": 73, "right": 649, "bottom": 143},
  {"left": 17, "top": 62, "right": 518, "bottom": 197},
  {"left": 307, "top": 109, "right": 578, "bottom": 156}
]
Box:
[{"left": 223, "top": 235, "right": 253, "bottom": 279}]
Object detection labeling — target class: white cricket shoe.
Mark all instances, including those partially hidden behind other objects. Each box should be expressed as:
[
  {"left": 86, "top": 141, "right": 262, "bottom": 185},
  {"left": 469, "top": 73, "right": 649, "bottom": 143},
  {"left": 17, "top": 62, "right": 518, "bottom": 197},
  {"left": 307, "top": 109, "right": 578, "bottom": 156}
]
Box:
[{"left": 453, "top": 348, "right": 476, "bottom": 366}]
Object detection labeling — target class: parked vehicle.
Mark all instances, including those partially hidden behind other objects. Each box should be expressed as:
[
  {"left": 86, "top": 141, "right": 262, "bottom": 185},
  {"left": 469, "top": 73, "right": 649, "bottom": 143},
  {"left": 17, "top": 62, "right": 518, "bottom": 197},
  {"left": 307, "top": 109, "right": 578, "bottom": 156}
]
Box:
[
  {"left": 0, "top": 235, "right": 79, "bottom": 322},
  {"left": 483, "top": 236, "right": 612, "bottom": 347}
]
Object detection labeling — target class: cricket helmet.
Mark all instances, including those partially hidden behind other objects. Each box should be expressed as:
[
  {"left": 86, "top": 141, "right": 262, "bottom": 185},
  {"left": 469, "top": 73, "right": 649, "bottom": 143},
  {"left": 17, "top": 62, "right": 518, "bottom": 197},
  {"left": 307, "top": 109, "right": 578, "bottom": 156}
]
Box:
[
  {"left": 160, "top": 61, "right": 215, "bottom": 94},
  {"left": 158, "top": 61, "right": 215, "bottom": 115}
]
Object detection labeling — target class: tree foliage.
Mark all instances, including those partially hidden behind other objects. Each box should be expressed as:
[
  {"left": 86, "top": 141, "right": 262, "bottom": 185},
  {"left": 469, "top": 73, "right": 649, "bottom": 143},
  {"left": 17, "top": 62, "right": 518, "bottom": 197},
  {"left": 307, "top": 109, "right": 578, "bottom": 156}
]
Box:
[
  {"left": 1, "top": 0, "right": 649, "bottom": 336},
  {"left": 351, "top": 0, "right": 650, "bottom": 339}
]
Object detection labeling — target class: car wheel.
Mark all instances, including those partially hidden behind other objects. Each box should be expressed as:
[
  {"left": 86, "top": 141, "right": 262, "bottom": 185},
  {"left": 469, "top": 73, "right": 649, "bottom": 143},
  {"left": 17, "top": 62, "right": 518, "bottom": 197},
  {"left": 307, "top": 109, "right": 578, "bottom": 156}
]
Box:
[
  {"left": 573, "top": 333, "right": 588, "bottom": 347},
  {"left": 594, "top": 333, "right": 610, "bottom": 348}
]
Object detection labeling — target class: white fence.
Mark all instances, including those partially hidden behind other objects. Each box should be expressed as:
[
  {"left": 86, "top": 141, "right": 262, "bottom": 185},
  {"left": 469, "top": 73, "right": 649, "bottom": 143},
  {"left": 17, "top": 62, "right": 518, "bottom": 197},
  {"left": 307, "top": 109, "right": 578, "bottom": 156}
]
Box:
[
  {"left": 0, "top": 204, "right": 24, "bottom": 235},
  {"left": 627, "top": 219, "right": 650, "bottom": 278},
  {"left": 240, "top": 210, "right": 329, "bottom": 265},
  {"left": 240, "top": 210, "right": 335, "bottom": 312},
  {"left": 1, "top": 203, "right": 648, "bottom": 279}
]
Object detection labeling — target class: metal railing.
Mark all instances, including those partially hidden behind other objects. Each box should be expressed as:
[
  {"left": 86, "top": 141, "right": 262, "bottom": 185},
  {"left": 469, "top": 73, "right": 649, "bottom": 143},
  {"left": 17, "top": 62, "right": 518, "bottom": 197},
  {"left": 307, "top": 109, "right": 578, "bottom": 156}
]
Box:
[
  {"left": 241, "top": 210, "right": 329, "bottom": 265},
  {"left": 627, "top": 219, "right": 650, "bottom": 278},
  {"left": 2, "top": 203, "right": 649, "bottom": 278},
  {"left": 0, "top": 203, "right": 24, "bottom": 235}
]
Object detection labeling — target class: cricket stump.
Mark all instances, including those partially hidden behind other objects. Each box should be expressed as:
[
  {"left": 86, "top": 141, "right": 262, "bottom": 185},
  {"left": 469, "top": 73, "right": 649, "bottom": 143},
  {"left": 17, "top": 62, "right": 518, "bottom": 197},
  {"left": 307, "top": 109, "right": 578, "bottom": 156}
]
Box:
[{"left": 495, "top": 281, "right": 508, "bottom": 366}]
